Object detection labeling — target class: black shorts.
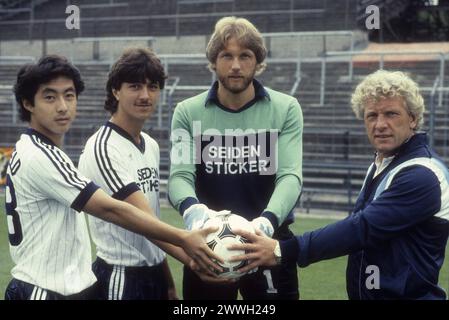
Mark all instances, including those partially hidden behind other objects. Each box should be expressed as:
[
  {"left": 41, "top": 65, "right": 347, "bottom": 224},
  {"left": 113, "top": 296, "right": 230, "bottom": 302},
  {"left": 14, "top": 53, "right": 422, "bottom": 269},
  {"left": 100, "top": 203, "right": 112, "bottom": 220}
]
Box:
[
  {"left": 92, "top": 257, "right": 168, "bottom": 300},
  {"left": 4, "top": 278, "right": 98, "bottom": 300},
  {"left": 183, "top": 225, "right": 299, "bottom": 300}
]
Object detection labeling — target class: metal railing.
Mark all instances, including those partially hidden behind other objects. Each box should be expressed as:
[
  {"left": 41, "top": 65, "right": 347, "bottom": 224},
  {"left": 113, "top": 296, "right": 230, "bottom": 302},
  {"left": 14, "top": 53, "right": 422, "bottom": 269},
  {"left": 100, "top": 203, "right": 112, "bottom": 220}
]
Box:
[
  {"left": 156, "top": 54, "right": 307, "bottom": 129},
  {"left": 0, "top": 0, "right": 49, "bottom": 39},
  {"left": 166, "top": 84, "right": 210, "bottom": 130},
  {"left": 262, "top": 30, "right": 355, "bottom": 57},
  {"left": 428, "top": 76, "right": 440, "bottom": 148},
  {"left": 70, "top": 36, "right": 156, "bottom": 66},
  {"left": 322, "top": 50, "right": 449, "bottom": 107},
  {"left": 0, "top": 6, "right": 351, "bottom": 48},
  {"left": 78, "top": 0, "right": 128, "bottom": 10},
  {"left": 0, "top": 55, "right": 34, "bottom": 63},
  {"left": 422, "top": 82, "right": 449, "bottom": 152},
  {"left": 301, "top": 160, "right": 366, "bottom": 215},
  {"left": 2, "top": 46, "right": 449, "bottom": 213},
  {"left": 166, "top": 76, "right": 180, "bottom": 131},
  {"left": 290, "top": 66, "right": 301, "bottom": 96},
  {"left": 175, "top": 0, "right": 235, "bottom": 38},
  {"left": 0, "top": 84, "right": 15, "bottom": 123},
  {"left": 298, "top": 127, "right": 370, "bottom": 214}
]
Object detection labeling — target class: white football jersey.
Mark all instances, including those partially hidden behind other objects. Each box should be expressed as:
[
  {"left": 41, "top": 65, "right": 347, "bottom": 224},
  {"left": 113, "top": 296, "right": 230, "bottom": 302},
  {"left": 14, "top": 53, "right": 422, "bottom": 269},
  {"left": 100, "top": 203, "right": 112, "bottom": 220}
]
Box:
[
  {"left": 4, "top": 129, "right": 98, "bottom": 295},
  {"left": 78, "top": 122, "right": 165, "bottom": 266}
]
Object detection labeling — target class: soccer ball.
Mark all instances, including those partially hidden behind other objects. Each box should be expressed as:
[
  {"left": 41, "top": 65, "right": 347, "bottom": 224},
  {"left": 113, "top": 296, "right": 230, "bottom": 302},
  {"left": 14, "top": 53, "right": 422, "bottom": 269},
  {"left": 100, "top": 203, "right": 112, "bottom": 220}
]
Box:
[{"left": 203, "top": 213, "right": 256, "bottom": 279}]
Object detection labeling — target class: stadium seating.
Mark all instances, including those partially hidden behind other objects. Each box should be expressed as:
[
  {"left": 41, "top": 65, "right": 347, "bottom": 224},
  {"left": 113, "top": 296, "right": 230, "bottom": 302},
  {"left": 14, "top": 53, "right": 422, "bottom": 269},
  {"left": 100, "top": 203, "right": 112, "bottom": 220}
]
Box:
[
  {"left": 1, "top": 0, "right": 449, "bottom": 213},
  {"left": 0, "top": 0, "right": 358, "bottom": 39},
  {"left": 1, "top": 53, "right": 449, "bottom": 212}
]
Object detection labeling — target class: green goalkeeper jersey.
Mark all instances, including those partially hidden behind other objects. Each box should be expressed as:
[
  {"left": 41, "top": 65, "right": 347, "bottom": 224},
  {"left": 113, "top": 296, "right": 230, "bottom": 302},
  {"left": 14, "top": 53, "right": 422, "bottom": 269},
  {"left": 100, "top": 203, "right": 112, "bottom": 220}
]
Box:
[{"left": 168, "top": 80, "right": 303, "bottom": 228}]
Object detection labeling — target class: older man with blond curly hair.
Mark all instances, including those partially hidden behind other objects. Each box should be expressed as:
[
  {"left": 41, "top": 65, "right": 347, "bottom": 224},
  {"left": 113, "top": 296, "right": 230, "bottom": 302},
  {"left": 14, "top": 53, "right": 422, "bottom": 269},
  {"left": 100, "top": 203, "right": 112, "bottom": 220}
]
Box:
[{"left": 230, "top": 70, "right": 449, "bottom": 300}]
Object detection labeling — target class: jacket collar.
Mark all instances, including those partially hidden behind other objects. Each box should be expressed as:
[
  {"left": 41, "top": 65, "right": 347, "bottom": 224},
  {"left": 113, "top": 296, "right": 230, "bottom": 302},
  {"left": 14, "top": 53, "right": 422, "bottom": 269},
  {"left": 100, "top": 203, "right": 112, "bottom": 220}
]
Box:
[{"left": 373, "top": 132, "right": 428, "bottom": 162}]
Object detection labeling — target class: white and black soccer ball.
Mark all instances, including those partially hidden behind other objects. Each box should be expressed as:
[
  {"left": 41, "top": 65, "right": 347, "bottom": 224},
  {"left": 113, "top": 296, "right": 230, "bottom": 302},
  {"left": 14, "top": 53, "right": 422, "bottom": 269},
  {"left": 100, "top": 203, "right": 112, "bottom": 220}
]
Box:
[{"left": 203, "top": 213, "right": 256, "bottom": 279}]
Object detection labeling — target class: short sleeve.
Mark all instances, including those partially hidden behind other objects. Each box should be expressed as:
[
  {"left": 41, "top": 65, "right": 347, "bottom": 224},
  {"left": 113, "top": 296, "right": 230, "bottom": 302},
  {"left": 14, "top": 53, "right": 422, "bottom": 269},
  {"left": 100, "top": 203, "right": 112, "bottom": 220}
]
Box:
[
  {"left": 78, "top": 135, "right": 139, "bottom": 201},
  {"left": 27, "top": 144, "right": 98, "bottom": 212}
]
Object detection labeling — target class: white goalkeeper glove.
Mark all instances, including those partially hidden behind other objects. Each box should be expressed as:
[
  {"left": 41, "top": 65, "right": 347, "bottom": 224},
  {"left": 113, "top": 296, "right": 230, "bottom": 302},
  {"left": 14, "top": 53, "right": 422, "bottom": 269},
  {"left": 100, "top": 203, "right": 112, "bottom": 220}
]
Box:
[
  {"left": 183, "top": 204, "right": 210, "bottom": 231},
  {"left": 251, "top": 217, "right": 274, "bottom": 238},
  {"left": 214, "top": 209, "right": 232, "bottom": 218},
  {"left": 183, "top": 204, "right": 231, "bottom": 231}
]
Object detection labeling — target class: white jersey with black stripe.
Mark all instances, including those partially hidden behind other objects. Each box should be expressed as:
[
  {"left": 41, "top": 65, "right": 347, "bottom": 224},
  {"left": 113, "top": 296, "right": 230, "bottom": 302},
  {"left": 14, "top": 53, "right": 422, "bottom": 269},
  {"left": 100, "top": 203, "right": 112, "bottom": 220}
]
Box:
[
  {"left": 4, "top": 129, "right": 98, "bottom": 295},
  {"left": 78, "top": 122, "right": 165, "bottom": 266}
]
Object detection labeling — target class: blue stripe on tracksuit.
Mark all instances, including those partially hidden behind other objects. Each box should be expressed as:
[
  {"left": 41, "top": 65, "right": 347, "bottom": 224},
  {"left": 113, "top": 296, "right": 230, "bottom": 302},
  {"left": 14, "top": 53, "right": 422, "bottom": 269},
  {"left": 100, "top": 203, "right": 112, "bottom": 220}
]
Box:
[{"left": 281, "top": 133, "right": 449, "bottom": 300}]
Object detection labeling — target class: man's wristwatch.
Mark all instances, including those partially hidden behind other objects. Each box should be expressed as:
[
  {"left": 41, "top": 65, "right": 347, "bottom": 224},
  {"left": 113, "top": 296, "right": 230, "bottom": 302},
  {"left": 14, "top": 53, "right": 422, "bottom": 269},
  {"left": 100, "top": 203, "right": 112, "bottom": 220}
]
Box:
[{"left": 273, "top": 241, "right": 282, "bottom": 265}]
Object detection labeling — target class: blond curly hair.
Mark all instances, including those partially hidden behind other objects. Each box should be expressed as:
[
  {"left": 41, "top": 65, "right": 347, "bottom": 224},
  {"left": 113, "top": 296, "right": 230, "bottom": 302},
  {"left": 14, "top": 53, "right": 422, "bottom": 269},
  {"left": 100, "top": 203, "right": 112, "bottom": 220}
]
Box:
[
  {"left": 351, "top": 70, "right": 425, "bottom": 130},
  {"left": 206, "top": 16, "right": 267, "bottom": 75}
]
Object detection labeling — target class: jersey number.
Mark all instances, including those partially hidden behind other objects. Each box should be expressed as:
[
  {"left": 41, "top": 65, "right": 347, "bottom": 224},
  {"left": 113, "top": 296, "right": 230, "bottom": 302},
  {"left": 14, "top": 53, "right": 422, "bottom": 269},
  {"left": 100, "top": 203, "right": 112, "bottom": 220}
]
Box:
[
  {"left": 5, "top": 174, "right": 23, "bottom": 246},
  {"left": 263, "top": 269, "right": 278, "bottom": 294}
]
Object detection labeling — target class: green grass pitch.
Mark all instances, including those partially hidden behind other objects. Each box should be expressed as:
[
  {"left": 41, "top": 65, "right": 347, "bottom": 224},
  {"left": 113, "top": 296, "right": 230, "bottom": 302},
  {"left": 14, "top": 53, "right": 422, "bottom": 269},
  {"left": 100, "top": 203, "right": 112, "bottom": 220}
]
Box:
[{"left": 0, "top": 195, "right": 448, "bottom": 300}]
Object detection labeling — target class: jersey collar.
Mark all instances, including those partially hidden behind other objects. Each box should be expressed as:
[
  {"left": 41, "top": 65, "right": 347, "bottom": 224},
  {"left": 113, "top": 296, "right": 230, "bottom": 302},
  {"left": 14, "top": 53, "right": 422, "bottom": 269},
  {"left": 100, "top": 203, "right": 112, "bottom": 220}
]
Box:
[
  {"left": 25, "top": 128, "right": 57, "bottom": 147},
  {"left": 205, "top": 79, "right": 270, "bottom": 113},
  {"left": 105, "top": 121, "right": 146, "bottom": 153}
]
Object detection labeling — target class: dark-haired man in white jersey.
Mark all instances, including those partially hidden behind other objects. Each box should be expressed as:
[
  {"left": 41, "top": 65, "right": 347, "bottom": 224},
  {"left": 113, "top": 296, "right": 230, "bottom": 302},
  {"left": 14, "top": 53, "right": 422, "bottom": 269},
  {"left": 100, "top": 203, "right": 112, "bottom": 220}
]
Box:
[{"left": 78, "top": 48, "right": 229, "bottom": 300}]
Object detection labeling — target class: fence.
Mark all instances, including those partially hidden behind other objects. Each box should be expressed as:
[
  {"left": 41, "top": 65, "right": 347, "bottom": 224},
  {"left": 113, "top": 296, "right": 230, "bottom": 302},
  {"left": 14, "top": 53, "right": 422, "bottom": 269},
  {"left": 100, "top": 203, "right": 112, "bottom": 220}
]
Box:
[
  {"left": 0, "top": 0, "right": 357, "bottom": 40},
  {"left": 2, "top": 34, "right": 449, "bottom": 213}
]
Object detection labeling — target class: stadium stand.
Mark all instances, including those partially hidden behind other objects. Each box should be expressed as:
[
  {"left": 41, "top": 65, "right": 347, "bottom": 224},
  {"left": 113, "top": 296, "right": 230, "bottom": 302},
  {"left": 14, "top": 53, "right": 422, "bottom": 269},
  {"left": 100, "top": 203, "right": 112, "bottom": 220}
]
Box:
[
  {"left": 1, "top": 0, "right": 449, "bottom": 214},
  {"left": 0, "top": 0, "right": 358, "bottom": 39}
]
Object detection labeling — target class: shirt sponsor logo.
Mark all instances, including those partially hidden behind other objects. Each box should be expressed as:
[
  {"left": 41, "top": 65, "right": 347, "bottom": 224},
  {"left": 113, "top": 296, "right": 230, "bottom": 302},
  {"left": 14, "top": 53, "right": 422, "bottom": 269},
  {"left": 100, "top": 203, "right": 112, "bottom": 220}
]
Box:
[
  {"left": 170, "top": 121, "right": 278, "bottom": 176},
  {"left": 137, "top": 167, "right": 159, "bottom": 193}
]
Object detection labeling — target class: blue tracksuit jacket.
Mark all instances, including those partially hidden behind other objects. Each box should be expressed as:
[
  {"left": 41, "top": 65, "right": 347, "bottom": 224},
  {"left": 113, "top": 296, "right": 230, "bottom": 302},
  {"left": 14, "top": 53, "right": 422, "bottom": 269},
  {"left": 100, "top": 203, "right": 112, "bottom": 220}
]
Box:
[{"left": 281, "top": 133, "right": 449, "bottom": 299}]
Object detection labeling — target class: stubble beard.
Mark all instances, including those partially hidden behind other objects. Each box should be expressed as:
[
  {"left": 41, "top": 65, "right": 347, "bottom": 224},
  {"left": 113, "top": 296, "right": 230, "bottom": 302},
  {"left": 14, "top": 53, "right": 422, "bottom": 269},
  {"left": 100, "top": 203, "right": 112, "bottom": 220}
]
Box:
[{"left": 219, "top": 75, "right": 254, "bottom": 94}]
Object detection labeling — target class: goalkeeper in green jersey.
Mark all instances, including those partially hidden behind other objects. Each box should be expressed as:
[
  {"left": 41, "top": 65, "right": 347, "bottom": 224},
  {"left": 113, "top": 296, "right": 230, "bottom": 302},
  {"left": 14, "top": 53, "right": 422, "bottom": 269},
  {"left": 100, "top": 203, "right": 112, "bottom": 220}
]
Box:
[{"left": 168, "top": 16, "right": 303, "bottom": 300}]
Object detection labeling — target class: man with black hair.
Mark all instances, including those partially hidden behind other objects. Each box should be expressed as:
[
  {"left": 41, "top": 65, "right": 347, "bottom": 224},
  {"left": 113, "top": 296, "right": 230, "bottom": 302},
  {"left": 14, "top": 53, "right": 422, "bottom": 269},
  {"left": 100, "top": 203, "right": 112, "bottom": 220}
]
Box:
[{"left": 78, "top": 48, "right": 228, "bottom": 300}]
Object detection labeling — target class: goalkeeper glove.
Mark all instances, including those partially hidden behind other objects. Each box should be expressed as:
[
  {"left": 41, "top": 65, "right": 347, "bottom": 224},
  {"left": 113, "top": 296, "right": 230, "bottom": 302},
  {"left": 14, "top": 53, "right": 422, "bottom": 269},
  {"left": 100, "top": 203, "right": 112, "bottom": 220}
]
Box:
[
  {"left": 183, "top": 204, "right": 231, "bottom": 231},
  {"left": 251, "top": 216, "right": 274, "bottom": 238}
]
